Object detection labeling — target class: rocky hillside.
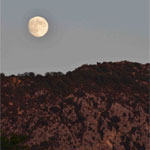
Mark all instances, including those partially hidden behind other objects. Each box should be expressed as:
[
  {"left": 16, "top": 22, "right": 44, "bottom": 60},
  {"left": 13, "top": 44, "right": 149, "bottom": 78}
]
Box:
[{"left": 1, "top": 61, "right": 150, "bottom": 150}]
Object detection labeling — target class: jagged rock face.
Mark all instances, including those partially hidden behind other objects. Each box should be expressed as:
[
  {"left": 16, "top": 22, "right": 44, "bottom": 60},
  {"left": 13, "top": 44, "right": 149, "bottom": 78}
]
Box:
[{"left": 1, "top": 61, "right": 150, "bottom": 150}]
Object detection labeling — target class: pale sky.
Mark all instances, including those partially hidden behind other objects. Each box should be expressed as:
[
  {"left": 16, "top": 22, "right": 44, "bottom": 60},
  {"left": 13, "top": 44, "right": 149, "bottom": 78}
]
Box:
[{"left": 1, "top": 0, "right": 149, "bottom": 75}]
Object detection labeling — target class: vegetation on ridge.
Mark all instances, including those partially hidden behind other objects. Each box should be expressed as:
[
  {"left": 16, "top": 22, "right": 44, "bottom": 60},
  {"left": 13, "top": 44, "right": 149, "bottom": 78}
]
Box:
[{"left": 0, "top": 131, "right": 29, "bottom": 150}]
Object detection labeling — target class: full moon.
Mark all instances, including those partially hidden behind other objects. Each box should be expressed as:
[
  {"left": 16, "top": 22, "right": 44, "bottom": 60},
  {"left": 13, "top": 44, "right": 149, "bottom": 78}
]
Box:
[{"left": 28, "top": 16, "right": 49, "bottom": 37}]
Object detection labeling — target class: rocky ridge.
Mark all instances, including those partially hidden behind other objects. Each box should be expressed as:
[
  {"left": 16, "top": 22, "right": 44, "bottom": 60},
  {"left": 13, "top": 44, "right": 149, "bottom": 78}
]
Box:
[{"left": 1, "top": 61, "right": 150, "bottom": 150}]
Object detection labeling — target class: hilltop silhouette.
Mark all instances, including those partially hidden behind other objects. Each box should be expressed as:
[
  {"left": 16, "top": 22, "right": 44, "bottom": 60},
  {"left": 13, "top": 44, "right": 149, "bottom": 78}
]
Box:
[{"left": 1, "top": 61, "right": 149, "bottom": 150}]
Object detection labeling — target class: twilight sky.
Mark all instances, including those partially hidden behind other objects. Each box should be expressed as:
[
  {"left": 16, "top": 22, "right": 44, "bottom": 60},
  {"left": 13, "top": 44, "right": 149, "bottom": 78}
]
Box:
[{"left": 1, "top": 0, "right": 149, "bottom": 75}]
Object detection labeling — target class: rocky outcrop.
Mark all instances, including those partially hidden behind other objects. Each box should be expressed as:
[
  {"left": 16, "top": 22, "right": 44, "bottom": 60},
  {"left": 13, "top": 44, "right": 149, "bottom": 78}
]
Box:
[{"left": 1, "top": 61, "right": 149, "bottom": 150}]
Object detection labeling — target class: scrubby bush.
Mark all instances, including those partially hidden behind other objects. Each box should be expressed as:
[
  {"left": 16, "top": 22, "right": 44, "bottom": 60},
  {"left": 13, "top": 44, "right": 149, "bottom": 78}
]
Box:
[{"left": 0, "top": 131, "right": 29, "bottom": 150}]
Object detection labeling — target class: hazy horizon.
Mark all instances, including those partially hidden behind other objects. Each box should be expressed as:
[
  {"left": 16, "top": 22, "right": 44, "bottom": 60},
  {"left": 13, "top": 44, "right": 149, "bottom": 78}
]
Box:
[{"left": 1, "top": 0, "right": 149, "bottom": 75}]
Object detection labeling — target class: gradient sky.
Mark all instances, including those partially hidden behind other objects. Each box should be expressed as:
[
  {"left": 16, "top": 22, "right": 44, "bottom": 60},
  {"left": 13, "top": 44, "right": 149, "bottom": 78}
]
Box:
[{"left": 1, "top": 0, "right": 149, "bottom": 75}]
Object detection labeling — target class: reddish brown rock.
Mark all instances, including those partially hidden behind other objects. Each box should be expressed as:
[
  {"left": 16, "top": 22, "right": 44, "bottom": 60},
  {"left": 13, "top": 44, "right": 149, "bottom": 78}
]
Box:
[{"left": 1, "top": 61, "right": 149, "bottom": 150}]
